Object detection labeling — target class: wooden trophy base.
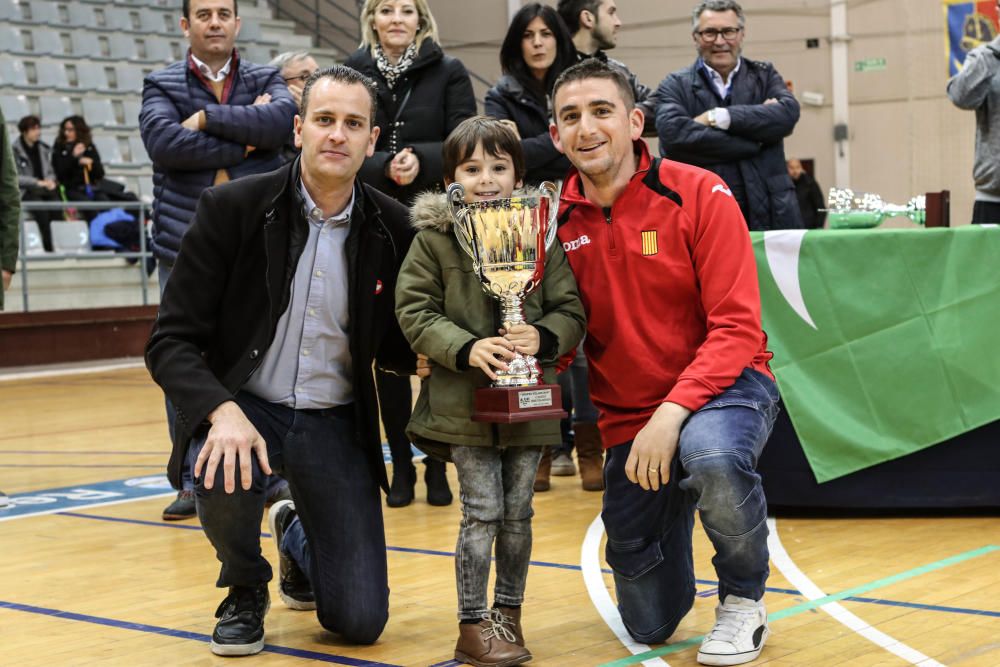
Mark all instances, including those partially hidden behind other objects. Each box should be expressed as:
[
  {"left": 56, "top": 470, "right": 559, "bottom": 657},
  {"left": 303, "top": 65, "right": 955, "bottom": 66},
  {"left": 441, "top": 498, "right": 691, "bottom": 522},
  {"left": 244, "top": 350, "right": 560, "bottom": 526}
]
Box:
[{"left": 471, "top": 383, "right": 567, "bottom": 423}]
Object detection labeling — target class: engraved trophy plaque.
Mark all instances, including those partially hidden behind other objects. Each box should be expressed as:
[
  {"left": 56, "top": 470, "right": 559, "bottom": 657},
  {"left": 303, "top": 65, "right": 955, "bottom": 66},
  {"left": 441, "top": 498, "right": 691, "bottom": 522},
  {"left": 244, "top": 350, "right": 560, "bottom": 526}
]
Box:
[{"left": 447, "top": 181, "right": 567, "bottom": 423}]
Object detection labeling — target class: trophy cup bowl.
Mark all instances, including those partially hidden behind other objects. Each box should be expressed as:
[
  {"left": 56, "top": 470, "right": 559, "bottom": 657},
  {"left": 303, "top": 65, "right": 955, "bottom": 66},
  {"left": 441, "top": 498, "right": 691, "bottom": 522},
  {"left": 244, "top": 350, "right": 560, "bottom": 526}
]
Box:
[
  {"left": 447, "top": 181, "right": 567, "bottom": 423},
  {"left": 826, "top": 188, "right": 927, "bottom": 229}
]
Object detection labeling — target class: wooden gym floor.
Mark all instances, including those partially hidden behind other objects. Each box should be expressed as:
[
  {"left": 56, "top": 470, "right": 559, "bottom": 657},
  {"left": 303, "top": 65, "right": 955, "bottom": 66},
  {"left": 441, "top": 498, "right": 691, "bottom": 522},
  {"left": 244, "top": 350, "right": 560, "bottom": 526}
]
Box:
[{"left": 1, "top": 364, "right": 999, "bottom": 666}]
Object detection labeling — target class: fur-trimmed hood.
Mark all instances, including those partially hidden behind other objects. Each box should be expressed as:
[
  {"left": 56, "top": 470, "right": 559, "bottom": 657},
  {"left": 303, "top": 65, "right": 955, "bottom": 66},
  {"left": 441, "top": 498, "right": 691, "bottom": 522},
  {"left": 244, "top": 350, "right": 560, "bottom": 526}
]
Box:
[{"left": 408, "top": 186, "right": 542, "bottom": 233}]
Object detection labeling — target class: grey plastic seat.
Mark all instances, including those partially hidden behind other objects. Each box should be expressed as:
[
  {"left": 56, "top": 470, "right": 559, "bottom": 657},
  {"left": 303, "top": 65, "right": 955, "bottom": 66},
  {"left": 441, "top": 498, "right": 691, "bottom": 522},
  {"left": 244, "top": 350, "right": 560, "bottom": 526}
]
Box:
[
  {"left": 121, "top": 99, "right": 142, "bottom": 127},
  {"left": 35, "top": 60, "right": 72, "bottom": 91},
  {"left": 21, "top": 219, "right": 47, "bottom": 256},
  {"left": 28, "top": 28, "right": 66, "bottom": 56},
  {"left": 129, "top": 136, "right": 150, "bottom": 165},
  {"left": 27, "top": 0, "right": 62, "bottom": 23},
  {"left": 77, "top": 62, "right": 110, "bottom": 92},
  {"left": 108, "top": 33, "right": 139, "bottom": 60},
  {"left": 0, "top": 0, "right": 19, "bottom": 21},
  {"left": 143, "top": 34, "right": 174, "bottom": 63},
  {"left": 65, "top": 1, "right": 93, "bottom": 28},
  {"left": 69, "top": 32, "right": 103, "bottom": 59},
  {"left": 0, "top": 55, "right": 29, "bottom": 87},
  {"left": 51, "top": 220, "right": 91, "bottom": 254},
  {"left": 92, "top": 134, "right": 123, "bottom": 166},
  {"left": 82, "top": 98, "right": 115, "bottom": 127},
  {"left": 0, "top": 26, "right": 25, "bottom": 52},
  {"left": 39, "top": 95, "right": 74, "bottom": 124},
  {"left": 112, "top": 64, "right": 145, "bottom": 93},
  {"left": 0, "top": 94, "right": 32, "bottom": 121}
]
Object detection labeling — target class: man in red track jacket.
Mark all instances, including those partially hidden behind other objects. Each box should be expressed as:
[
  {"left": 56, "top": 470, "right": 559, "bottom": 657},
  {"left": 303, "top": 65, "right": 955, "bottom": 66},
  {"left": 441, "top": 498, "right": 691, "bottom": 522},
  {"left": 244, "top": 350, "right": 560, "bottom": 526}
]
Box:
[{"left": 549, "top": 58, "right": 779, "bottom": 667}]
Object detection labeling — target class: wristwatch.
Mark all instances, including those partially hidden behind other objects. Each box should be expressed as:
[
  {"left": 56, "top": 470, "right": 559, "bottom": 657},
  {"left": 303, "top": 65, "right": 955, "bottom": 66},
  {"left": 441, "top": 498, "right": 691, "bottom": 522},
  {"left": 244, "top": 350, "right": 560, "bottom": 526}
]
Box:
[{"left": 707, "top": 108, "right": 718, "bottom": 128}]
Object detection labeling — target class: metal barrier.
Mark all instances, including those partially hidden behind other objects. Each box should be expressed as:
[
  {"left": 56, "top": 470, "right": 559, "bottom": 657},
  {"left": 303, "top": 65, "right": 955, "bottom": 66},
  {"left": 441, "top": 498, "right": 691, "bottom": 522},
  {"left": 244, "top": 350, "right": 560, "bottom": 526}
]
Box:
[{"left": 16, "top": 199, "right": 154, "bottom": 312}]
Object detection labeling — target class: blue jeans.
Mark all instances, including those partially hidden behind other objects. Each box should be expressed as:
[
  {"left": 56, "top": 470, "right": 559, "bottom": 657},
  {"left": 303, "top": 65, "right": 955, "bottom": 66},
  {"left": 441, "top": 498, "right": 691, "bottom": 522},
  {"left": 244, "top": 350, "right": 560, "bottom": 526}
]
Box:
[
  {"left": 192, "top": 392, "right": 389, "bottom": 644},
  {"left": 451, "top": 445, "right": 542, "bottom": 620},
  {"left": 601, "top": 369, "right": 779, "bottom": 644}
]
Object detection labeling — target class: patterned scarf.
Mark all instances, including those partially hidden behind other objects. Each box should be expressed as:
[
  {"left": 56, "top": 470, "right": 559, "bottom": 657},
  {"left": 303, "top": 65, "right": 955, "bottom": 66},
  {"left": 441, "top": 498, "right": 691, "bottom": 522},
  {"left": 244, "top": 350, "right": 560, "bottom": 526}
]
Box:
[{"left": 374, "top": 42, "right": 418, "bottom": 89}]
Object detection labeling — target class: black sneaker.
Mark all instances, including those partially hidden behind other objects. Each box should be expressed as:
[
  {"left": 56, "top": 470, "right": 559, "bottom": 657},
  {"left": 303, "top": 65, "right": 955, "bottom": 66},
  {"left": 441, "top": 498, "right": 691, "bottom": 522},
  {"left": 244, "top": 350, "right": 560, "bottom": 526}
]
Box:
[
  {"left": 162, "top": 489, "right": 196, "bottom": 521},
  {"left": 267, "top": 500, "right": 316, "bottom": 610},
  {"left": 386, "top": 464, "right": 416, "bottom": 508},
  {"left": 211, "top": 584, "right": 269, "bottom": 656}
]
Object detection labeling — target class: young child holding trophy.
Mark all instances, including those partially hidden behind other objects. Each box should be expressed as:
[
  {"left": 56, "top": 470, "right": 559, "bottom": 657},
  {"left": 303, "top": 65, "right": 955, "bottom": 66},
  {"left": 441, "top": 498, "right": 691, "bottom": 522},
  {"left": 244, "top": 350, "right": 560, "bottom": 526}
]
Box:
[{"left": 395, "top": 116, "right": 585, "bottom": 667}]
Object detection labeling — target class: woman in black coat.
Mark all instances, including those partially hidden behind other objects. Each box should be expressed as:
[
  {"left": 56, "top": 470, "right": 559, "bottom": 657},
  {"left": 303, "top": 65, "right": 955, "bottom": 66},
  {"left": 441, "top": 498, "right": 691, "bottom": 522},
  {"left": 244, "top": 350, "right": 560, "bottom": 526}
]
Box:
[
  {"left": 484, "top": 3, "right": 578, "bottom": 186},
  {"left": 52, "top": 115, "right": 110, "bottom": 220},
  {"left": 345, "top": 0, "right": 474, "bottom": 509},
  {"left": 345, "top": 0, "right": 476, "bottom": 206}
]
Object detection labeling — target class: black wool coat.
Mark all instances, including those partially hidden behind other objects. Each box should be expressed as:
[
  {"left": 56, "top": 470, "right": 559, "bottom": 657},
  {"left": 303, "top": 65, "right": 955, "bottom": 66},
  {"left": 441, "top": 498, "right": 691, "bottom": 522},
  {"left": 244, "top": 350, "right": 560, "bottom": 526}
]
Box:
[{"left": 146, "top": 159, "right": 416, "bottom": 491}]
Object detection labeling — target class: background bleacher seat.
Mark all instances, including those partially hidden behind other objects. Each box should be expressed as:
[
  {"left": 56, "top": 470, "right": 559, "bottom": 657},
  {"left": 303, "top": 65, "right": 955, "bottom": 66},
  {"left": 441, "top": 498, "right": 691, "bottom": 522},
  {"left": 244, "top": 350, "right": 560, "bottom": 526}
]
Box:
[
  {"left": 20, "top": 220, "right": 46, "bottom": 256},
  {"left": 52, "top": 220, "right": 91, "bottom": 254}
]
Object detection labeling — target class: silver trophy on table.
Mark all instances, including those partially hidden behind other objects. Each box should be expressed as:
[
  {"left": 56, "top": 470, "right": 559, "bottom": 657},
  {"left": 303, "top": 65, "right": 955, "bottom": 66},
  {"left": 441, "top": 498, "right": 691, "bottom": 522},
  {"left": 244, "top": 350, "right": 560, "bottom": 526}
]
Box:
[{"left": 446, "top": 181, "right": 567, "bottom": 423}]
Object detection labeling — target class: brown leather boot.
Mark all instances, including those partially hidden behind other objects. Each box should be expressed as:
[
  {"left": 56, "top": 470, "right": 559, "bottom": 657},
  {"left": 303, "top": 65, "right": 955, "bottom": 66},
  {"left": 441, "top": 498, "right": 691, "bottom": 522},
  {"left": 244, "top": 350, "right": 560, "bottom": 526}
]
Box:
[
  {"left": 533, "top": 447, "right": 551, "bottom": 492},
  {"left": 454, "top": 614, "right": 532, "bottom": 667},
  {"left": 493, "top": 606, "right": 524, "bottom": 646},
  {"left": 574, "top": 422, "right": 605, "bottom": 491}
]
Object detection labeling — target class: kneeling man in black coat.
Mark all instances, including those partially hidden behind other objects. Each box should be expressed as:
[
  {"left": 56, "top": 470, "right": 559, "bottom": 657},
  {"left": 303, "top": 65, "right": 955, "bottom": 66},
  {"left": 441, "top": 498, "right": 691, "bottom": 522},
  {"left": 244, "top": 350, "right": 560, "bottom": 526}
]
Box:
[{"left": 146, "top": 65, "right": 416, "bottom": 656}]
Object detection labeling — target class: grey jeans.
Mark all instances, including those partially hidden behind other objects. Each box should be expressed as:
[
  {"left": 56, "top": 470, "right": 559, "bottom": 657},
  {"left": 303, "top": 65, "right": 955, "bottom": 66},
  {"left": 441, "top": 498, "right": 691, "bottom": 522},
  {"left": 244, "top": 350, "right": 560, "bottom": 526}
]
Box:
[{"left": 451, "top": 444, "right": 543, "bottom": 620}]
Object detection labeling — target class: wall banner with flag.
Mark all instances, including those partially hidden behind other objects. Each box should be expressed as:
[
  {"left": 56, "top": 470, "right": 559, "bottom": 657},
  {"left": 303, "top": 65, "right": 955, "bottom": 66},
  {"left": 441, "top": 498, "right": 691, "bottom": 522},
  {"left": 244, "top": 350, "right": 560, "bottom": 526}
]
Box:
[
  {"left": 945, "top": 0, "right": 1000, "bottom": 76},
  {"left": 752, "top": 226, "right": 1000, "bottom": 483}
]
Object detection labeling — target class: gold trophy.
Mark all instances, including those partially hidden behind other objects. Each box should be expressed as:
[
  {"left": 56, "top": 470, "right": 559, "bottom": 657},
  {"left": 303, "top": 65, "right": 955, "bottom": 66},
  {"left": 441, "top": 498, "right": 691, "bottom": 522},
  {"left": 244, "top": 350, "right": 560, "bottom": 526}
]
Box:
[{"left": 447, "top": 181, "right": 567, "bottom": 423}]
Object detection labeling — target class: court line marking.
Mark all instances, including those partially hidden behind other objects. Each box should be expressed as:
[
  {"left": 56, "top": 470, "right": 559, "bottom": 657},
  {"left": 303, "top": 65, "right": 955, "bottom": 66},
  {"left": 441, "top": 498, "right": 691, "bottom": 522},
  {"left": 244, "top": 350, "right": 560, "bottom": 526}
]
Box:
[
  {"left": 582, "top": 514, "right": 669, "bottom": 667},
  {"left": 594, "top": 529, "right": 999, "bottom": 666},
  {"left": 766, "top": 516, "right": 945, "bottom": 667},
  {"left": 31, "top": 508, "right": 1000, "bottom": 621},
  {"left": 0, "top": 493, "right": 175, "bottom": 523},
  {"left": 0, "top": 359, "right": 146, "bottom": 382},
  {"left": 0, "top": 599, "right": 399, "bottom": 666}
]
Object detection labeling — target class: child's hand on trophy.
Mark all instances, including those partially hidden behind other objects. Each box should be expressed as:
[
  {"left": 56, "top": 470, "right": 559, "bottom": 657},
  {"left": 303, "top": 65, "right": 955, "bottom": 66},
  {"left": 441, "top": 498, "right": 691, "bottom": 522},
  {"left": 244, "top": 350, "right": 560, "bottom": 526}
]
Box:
[
  {"left": 469, "top": 337, "right": 516, "bottom": 381},
  {"left": 501, "top": 324, "right": 540, "bottom": 356}
]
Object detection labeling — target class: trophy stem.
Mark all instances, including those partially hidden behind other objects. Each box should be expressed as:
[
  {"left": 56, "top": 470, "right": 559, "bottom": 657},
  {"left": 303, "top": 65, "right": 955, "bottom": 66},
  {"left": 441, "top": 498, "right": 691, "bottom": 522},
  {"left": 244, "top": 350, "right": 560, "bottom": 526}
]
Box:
[{"left": 495, "top": 293, "right": 540, "bottom": 387}]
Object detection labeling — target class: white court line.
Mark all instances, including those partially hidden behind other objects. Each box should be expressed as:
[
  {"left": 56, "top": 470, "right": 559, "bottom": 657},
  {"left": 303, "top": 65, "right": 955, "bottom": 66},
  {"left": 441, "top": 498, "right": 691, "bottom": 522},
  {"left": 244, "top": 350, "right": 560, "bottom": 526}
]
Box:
[
  {"left": 766, "top": 517, "right": 945, "bottom": 667},
  {"left": 0, "top": 492, "right": 176, "bottom": 522},
  {"left": 582, "top": 514, "right": 669, "bottom": 667},
  {"left": 0, "top": 359, "right": 146, "bottom": 382}
]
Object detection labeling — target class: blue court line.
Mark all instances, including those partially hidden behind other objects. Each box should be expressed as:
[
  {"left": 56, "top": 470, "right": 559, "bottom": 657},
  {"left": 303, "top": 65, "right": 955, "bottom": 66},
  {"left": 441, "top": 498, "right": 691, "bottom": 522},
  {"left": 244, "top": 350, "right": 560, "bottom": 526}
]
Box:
[
  {"left": 52, "top": 511, "right": 1000, "bottom": 621},
  {"left": 428, "top": 661, "right": 462, "bottom": 667},
  {"left": 1, "top": 464, "right": 164, "bottom": 469},
  {"left": 0, "top": 600, "right": 400, "bottom": 666}
]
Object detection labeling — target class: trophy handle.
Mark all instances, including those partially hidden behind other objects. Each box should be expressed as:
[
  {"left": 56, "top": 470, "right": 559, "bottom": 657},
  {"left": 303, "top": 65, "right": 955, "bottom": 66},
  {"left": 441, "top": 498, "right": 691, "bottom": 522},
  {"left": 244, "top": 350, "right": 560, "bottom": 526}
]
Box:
[
  {"left": 447, "top": 182, "right": 478, "bottom": 264},
  {"left": 539, "top": 181, "right": 560, "bottom": 251}
]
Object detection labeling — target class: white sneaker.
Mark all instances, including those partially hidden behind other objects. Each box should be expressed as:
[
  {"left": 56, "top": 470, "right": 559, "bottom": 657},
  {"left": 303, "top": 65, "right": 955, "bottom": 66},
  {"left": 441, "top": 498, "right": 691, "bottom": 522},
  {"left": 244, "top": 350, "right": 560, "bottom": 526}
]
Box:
[
  {"left": 0, "top": 490, "right": 9, "bottom": 508},
  {"left": 697, "top": 595, "right": 769, "bottom": 666}
]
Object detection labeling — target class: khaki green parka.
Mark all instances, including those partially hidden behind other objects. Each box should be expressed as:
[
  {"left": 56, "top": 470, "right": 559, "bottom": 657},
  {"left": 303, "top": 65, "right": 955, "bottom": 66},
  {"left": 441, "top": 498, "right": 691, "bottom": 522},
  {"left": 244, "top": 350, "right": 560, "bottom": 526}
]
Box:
[{"left": 395, "top": 190, "right": 586, "bottom": 453}]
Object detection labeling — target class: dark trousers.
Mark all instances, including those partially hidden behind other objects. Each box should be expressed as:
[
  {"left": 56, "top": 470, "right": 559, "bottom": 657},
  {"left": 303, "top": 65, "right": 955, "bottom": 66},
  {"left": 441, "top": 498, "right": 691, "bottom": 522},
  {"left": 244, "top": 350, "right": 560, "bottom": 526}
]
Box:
[
  {"left": 21, "top": 186, "right": 63, "bottom": 251},
  {"left": 972, "top": 200, "right": 1000, "bottom": 225},
  {"left": 375, "top": 369, "right": 414, "bottom": 469},
  {"left": 193, "top": 391, "right": 389, "bottom": 644}
]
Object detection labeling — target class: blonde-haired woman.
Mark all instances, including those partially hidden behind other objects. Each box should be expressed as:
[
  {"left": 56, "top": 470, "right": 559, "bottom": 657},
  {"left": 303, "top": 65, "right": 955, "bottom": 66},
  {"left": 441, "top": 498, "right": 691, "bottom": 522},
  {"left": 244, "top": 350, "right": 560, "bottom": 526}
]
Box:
[
  {"left": 345, "top": 0, "right": 476, "bottom": 205},
  {"left": 345, "top": 0, "right": 476, "bottom": 512}
]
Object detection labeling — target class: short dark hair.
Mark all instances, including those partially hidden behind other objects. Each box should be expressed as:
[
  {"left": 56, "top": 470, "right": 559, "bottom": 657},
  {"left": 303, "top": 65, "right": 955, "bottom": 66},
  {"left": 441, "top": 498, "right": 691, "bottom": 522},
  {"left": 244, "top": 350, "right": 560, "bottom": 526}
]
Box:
[
  {"left": 692, "top": 0, "right": 745, "bottom": 30},
  {"left": 556, "top": 0, "right": 602, "bottom": 35},
  {"left": 443, "top": 116, "right": 526, "bottom": 185},
  {"left": 500, "top": 3, "right": 578, "bottom": 98},
  {"left": 18, "top": 115, "right": 41, "bottom": 133},
  {"left": 551, "top": 58, "right": 635, "bottom": 114},
  {"left": 299, "top": 65, "right": 379, "bottom": 124},
  {"left": 182, "top": 0, "right": 239, "bottom": 21}
]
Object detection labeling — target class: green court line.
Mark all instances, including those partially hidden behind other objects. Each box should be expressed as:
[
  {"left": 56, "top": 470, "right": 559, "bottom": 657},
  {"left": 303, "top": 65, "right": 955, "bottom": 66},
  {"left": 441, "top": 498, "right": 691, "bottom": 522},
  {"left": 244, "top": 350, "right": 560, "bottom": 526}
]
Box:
[{"left": 598, "top": 544, "right": 999, "bottom": 667}]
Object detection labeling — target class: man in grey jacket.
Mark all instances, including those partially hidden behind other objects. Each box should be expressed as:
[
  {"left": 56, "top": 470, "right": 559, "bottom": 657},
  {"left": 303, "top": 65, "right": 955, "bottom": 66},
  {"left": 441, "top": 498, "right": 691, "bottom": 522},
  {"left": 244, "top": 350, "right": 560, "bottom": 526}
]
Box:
[
  {"left": 947, "top": 11, "right": 1000, "bottom": 224},
  {"left": 12, "top": 115, "right": 61, "bottom": 252}
]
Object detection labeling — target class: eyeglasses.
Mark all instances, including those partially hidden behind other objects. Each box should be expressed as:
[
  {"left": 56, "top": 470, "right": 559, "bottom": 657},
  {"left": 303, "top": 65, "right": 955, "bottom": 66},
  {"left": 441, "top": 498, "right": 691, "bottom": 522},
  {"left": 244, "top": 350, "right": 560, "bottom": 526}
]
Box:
[
  {"left": 283, "top": 73, "right": 315, "bottom": 84},
  {"left": 694, "top": 27, "right": 742, "bottom": 42}
]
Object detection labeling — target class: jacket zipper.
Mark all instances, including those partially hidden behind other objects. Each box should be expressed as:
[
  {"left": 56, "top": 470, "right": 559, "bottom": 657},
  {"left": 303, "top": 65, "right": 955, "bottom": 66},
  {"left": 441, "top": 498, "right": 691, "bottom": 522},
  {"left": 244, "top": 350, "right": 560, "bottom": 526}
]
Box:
[{"left": 603, "top": 207, "right": 616, "bottom": 252}]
